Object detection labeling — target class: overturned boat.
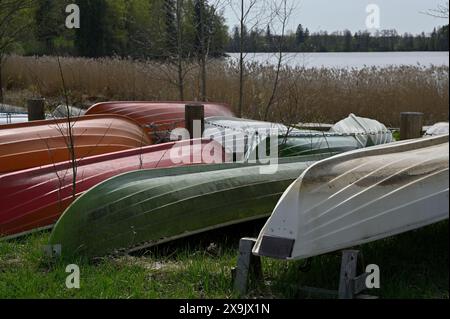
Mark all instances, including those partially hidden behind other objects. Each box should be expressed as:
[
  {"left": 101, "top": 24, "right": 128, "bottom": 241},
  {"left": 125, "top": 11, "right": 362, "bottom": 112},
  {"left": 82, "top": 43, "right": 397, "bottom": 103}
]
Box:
[
  {"left": 424, "top": 122, "right": 449, "bottom": 136},
  {"left": 0, "top": 112, "right": 28, "bottom": 125},
  {"left": 0, "top": 104, "right": 26, "bottom": 114},
  {"left": 52, "top": 105, "right": 86, "bottom": 118},
  {"left": 0, "top": 115, "right": 151, "bottom": 174},
  {"left": 85, "top": 101, "right": 235, "bottom": 143},
  {"left": 48, "top": 153, "right": 338, "bottom": 258},
  {"left": 0, "top": 139, "right": 225, "bottom": 238},
  {"left": 253, "top": 135, "right": 449, "bottom": 260},
  {"left": 204, "top": 114, "right": 393, "bottom": 160}
]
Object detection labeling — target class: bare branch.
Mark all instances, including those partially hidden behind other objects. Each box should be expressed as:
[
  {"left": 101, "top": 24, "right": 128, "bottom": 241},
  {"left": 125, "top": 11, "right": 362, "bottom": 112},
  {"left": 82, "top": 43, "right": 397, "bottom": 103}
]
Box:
[{"left": 422, "top": 1, "right": 449, "bottom": 19}]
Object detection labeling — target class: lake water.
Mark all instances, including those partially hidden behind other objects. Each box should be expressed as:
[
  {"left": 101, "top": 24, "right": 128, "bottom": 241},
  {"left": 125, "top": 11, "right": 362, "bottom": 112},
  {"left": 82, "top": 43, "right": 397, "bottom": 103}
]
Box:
[{"left": 226, "top": 51, "right": 449, "bottom": 69}]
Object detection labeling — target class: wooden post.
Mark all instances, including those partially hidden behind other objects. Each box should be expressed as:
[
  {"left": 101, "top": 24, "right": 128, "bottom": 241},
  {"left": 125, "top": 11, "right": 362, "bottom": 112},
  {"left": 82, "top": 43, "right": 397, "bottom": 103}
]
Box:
[
  {"left": 27, "top": 98, "right": 45, "bottom": 121},
  {"left": 233, "top": 237, "right": 263, "bottom": 296},
  {"left": 400, "top": 112, "right": 423, "bottom": 140},
  {"left": 185, "top": 104, "right": 204, "bottom": 139},
  {"left": 338, "top": 250, "right": 377, "bottom": 299},
  {"left": 338, "top": 250, "right": 359, "bottom": 299},
  {"left": 43, "top": 244, "right": 61, "bottom": 258}
]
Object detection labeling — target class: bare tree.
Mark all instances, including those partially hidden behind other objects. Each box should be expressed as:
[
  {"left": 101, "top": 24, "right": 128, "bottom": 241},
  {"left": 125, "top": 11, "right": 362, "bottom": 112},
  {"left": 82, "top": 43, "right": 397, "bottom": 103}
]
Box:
[
  {"left": 263, "top": 0, "right": 295, "bottom": 121},
  {"left": 154, "top": 0, "right": 226, "bottom": 101},
  {"left": 56, "top": 56, "right": 77, "bottom": 199},
  {"left": 194, "top": 0, "right": 208, "bottom": 100},
  {"left": 163, "top": 0, "right": 188, "bottom": 100},
  {"left": 175, "top": 0, "right": 185, "bottom": 100},
  {"left": 0, "top": 0, "right": 32, "bottom": 104},
  {"left": 424, "top": 1, "right": 449, "bottom": 19},
  {"left": 190, "top": 0, "right": 228, "bottom": 101},
  {"left": 229, "top": 0, "right": 270, "bottom": 117}
]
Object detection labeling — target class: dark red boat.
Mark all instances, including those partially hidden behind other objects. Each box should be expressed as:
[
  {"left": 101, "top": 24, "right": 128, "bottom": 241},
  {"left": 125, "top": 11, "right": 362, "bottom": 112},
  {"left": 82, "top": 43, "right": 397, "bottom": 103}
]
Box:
[
  {"left": 85, "top": 101, "right": 235, "bottom": 143},
  {"left": 0, "top": 139, "right": 226, "bottom": 238}
]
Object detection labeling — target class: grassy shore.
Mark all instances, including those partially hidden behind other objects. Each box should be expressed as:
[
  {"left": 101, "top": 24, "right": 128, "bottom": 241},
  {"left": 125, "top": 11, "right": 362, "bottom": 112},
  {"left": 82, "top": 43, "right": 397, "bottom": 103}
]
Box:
[
  {"left": 3, "top": 55, "right": 449, "bottom": 127},
  {"left": 0, "top": 220, "right": 448, "bottom": 299}
]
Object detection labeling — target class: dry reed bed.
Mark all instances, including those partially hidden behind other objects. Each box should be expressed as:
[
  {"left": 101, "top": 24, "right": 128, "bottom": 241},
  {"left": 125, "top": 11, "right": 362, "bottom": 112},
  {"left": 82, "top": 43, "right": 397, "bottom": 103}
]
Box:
[{"left": 3, "top": 55, "right": 448, "bottom": 126}]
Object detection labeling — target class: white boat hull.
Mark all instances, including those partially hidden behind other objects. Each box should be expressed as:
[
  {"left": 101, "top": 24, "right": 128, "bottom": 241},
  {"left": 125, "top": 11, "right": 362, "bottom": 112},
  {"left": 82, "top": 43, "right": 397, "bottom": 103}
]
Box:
[{"left": 253, "top": 135, "right": 449, "bottom": 260}]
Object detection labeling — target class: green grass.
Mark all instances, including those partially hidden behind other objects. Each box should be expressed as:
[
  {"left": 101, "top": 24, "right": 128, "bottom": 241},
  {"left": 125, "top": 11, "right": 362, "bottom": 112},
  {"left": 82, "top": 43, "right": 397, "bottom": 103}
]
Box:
[{"left": 0, "top": 220, "right": 448, "bottom": 299}]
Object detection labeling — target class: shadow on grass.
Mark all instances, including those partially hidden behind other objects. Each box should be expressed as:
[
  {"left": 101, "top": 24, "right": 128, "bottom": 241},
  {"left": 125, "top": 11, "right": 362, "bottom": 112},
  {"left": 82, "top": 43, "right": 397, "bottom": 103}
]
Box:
[
  {"left": 132, "top": 219, "right": 267, "bottom": 259},
  {"left": 265, "top": 220, "right": 449, "bottom": 299},
  {"left": 131, "top": 218, "right": 448, "bottom": 299}
]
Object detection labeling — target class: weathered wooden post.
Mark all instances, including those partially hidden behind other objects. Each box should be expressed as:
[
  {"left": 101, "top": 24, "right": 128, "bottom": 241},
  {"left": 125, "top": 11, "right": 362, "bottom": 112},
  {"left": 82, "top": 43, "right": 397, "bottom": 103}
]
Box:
[
  {"left": 185, "top": 103, "right": 205, "bottom": 139},
  {"left": 27, "top": 98, "right": 45, "bottom": 121},
  {"left": 232, "top": 237, "right": 263, "bottom": 296},
  {"left": 400, "top": 112, "right": 423, "bottom": 140},
  {"left": 338, "top": 250, "right": 377, "bottom": 299}
]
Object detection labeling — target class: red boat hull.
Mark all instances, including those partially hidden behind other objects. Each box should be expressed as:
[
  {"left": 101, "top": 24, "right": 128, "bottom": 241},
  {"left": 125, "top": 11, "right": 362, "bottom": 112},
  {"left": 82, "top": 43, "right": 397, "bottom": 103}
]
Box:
[
  {"left": 0, "top": 139, "right": 226, "bottom": 237},
  {"left": 85, "top": 101, "right": 235, "bottom": 142}
]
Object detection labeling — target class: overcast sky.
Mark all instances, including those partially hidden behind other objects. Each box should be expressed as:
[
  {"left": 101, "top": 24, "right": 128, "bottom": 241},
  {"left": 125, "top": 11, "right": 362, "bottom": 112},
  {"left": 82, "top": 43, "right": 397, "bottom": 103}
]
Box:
[{"left": 222, "top": 0, "right": 449, "bottom": 35}]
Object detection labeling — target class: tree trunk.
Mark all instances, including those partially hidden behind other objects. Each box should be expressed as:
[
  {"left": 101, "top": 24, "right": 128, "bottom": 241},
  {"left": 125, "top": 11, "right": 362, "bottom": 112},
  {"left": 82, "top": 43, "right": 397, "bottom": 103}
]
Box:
[
  {"left": 200, "top": 54, "right": 206, "bottom": 101},
  {"left": 238, "top": 0, "right": 245, "bottom": 117},
  {"left": 176, "top": 0, "right": 184, "bottom": 100},
  {"left": 177, "top": 58, "right": 184, "bottom": 101},
  {"left": 264, "top": 4, "right": 288, "bottom": 121},
  {"left": 264, "top": 49, "right": 282, "bottom": 121},
  {"left": 0, "top": 58, "right": 4, "bottom": 105},
  {"left": 199, "top": 1, "right": 207, "bottom": 101}
]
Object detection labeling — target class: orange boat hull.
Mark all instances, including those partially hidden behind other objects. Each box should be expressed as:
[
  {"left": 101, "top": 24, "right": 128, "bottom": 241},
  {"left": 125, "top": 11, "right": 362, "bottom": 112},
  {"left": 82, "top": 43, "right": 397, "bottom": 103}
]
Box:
[{"left": 0, "top": 115, "right": 151, "bottom": 174}]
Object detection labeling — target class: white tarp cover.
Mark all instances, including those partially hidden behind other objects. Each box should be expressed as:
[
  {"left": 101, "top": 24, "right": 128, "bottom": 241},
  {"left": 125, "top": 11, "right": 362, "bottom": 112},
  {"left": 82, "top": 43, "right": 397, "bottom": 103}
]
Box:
[
  {"left": 330, "top": 113, "right": 393, "bottom": 147},
  {"left": 424, "top": 122, "right": 449, "bottom": 136}
]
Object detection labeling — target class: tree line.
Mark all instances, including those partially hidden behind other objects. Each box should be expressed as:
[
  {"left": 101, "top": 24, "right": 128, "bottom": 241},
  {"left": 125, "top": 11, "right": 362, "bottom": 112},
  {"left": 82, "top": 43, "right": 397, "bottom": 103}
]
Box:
[
  {"left": 4, "top": 1, "right": 448, "bottom": 60},
  {"left": 12, "top": 0, "right": 228, "bottom": 59},
  {"left": 227, "top": 24, "right": 449, "bottom": 53}
]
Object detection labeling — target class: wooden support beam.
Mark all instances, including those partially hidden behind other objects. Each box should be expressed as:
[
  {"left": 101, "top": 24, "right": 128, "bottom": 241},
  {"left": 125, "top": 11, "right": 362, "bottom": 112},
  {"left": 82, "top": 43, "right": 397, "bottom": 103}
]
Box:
[
  {"left": 185, "top": 104, "right": 205, "bottom": 139},
  {"left": 338, "top": 250, "right": 378, "bottom": 299},
  {"left": 233, "top": 237, "right": 262, "bottom": 296},
  {"left": 27, "top": 98, "right": 46, "bottom": 122},
  {"left": 400, "top": 112, "right": 424, "bottom": 140},
  {"left": 43, "top": 244, "right": 61, "bottom": 258},
  {"left": 338, "top": 250, "right": 359, "bottom": 299}
]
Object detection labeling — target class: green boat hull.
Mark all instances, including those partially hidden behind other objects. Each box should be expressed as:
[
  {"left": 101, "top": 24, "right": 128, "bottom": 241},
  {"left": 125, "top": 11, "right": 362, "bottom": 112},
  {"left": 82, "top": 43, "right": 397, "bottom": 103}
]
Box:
[
  {"left": 205, "top": 115, "right": 393, "bottom": 160},
  {"left": 49, "top": 154, "right": 333, "bottom": 259}
]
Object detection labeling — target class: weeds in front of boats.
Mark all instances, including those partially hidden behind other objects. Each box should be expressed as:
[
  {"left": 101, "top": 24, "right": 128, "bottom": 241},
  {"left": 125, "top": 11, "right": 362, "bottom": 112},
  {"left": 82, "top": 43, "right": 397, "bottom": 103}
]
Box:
[
  {"left": 0, "top": 220, "right": 447, "bottom": 299},
  {"left": 3, "top": 55, "right": 448, "bottom": 127}
]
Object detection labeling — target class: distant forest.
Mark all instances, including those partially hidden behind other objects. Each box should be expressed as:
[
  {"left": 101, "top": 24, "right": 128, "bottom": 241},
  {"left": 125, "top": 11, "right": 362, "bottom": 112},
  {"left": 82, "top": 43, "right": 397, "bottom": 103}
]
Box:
[
  {"left": 227, "top": 25, "right": 449, "bottom": 53},
  {"left": 2, "top": 0, "right": 449, "bottom": 60}
]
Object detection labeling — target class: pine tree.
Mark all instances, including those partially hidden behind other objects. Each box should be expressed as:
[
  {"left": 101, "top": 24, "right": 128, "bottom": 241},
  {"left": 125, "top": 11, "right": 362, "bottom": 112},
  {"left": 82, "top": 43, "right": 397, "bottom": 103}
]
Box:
[
  {"left": 296, "top": 24, "right": 305, "bottom": 46},
  {"left": 164, "top": 0, "right": 177, "bottom": 57},
  {"left": 193, "top": 0, "right": 205, "bottom": 57},
  {"left": 35, "top": 0, "right": 62, "bottom": 53},
  {"left": 74, "top": 0, "right": 108, "bottom": 57},
  {"left": 343, "top": 30, "right": 352, "bottom": 52},
  {"left": 304, "top": 28, "right": 310, "bottom": 39}
]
